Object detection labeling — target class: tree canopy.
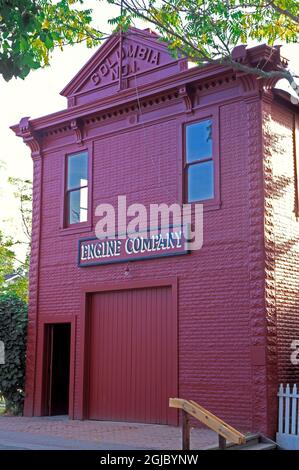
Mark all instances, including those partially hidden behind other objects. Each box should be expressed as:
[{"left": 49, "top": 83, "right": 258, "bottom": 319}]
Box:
[
  {"left": 108, "top": 0, "right": 299, "bottom": 90},
  {"left": 0, "top": 0, "right": 103, "bottom": 81},
  {"left": 0, "top": 177, "right": 31, "bottom": 301},
  {"left": 0, "top": 232, "right": 15, "bottom": 287},
  {"left": 0, "top": 1, "right": 298, "bottom": 88},
  {"left": 109, "top": 0, "right": 299, "bottom": 57}
]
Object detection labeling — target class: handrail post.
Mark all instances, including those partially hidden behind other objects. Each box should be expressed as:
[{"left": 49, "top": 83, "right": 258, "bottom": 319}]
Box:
[
  {"left": 182, "top": 409, "right": 190, "bottom": 450},
  {"left": 218, "top": 435, "right": 226, "bottom": 449},
  {"left": 169, "top": 398, "right": 246, "bottom": 448}
]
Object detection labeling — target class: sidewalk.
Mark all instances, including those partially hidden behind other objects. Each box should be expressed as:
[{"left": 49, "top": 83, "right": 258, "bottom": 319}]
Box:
[{"left": 0, "top": 416, "right": 217, "bottom": 450}]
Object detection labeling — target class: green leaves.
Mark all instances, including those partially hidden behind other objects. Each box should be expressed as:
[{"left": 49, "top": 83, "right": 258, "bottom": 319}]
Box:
[
  {"left": 0, "top": 0, "right": 103, "bottom": 81},
  {"left": 0, "top": 1, "right": 298, "bottom": 80},
  {"left": 107, "top": 0, "right": 299, "bottom": 65},
  {"left": 0, "top": 178, "right": 31, "bottom": 301},
  {"left": 0, "top": 293, "right": 27, "bottom": 415},
  {"left": 0, "top": 233, "right": 15, "bottom": 287},
  {"left": 0, "top": 230, "right": 30, "bottom": 303}
]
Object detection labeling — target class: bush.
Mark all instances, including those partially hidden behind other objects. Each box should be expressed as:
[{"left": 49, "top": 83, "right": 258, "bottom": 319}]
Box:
[{"left": 0, "top": 293, "right": 27, "bottom": 414}]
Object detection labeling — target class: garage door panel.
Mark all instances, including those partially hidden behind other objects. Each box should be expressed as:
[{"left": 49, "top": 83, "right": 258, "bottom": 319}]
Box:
[{"left": 88, "top": 285, "right": 177, "bottom": 425}]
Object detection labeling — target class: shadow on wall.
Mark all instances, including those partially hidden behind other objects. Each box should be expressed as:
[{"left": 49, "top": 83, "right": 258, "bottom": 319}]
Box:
[
  {"left": 275, "top": 236, "right": 299, "bottom": 256},
  {"left": 265, "top": 115, "right": 299, "bottom": 385},
  {"left": 269, "top": 175, "right": 292, "bottom": 200}
]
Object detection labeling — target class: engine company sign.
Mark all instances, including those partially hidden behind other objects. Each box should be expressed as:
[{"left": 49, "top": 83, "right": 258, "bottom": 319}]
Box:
[{"left": 78, "top": 228, "right": 188, "bottom": 267}]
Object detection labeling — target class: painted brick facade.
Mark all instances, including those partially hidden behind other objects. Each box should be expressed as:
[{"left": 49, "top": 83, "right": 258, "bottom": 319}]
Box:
[
  {"left": 263, "top": 100, "right": 299, "bottom": 387},
  {"left": 12, "top": 28, "right": 299, "bottom": 437}
]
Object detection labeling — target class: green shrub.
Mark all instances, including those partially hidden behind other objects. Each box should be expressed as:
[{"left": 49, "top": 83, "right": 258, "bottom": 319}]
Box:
[{"left": 0, "top": 293, "right": 27, "bottom": 414}]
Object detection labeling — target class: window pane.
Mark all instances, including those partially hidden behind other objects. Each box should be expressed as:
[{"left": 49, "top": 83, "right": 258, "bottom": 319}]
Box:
[
  {"left": 68, "top": 187, "right": 88, "bottom": 224},
  {"left": 67, "top": 152, "right": 88, "bottom": 190},
  {"left": 188, "top": 161, "right": 214, "bottom": 202},
  {"left": 186, "top": 120, "right": 212, "bottom": 163}
]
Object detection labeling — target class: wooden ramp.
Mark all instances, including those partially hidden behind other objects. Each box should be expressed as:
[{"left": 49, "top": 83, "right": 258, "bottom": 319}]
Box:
[{"left": 169, "top": 398, "right": 276, "bottom": 450}]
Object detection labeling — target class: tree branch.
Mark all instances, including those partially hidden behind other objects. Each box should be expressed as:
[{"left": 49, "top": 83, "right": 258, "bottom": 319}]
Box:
[{"left": 271, "top": 1, "right": 299, "bottom": 24}]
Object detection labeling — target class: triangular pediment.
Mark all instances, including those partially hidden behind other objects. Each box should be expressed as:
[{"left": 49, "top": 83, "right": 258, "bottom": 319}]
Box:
[{"left": 61, "top": 28, "right": 186, "bottom": 107}]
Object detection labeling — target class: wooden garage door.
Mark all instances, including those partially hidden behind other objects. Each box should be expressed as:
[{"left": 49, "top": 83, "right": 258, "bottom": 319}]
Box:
[{"left": 88, "top": 285, "right": 177, "bottom": 424}]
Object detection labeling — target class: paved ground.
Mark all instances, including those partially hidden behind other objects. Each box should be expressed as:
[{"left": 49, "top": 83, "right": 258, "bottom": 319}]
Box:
[{"left": 0, "top": 415, "right": 218, "bottom": 450}]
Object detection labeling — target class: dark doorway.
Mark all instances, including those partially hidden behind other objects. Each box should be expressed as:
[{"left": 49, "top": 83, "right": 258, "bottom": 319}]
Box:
[{"left": 44, "top": 323, "right": 71, "bottom": 416}]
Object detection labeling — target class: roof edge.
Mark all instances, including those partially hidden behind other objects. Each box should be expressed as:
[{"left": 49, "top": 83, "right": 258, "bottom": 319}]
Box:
[{"left": 11, "top": 43, "right": 293, "bottom": 136}]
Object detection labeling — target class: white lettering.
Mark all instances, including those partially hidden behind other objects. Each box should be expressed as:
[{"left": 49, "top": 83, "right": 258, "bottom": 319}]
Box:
[{"left": 291, "top": 340, "right": 299, "bottom": 365}]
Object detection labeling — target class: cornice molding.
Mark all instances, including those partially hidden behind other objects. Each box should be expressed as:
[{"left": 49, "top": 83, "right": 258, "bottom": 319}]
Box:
[
  {"left": 178, "top": 85, "right": 194, "bottom": 113},
  {"left": 70, "top": 118, "right": 84, "bottom": 145},
  {"left": 11, "top": 63, "right": 234, "bottom": 134},
  {"left": 11, "top": 44, "right": 289, "bottom": 137},
  {"left": 17, "top": 117, "right": 41, "bottom": 159},
  {"left": 237, "top": 73, "right": 259, "bottom": 93},
  {"left": 261, "top": 89, "right": 274, "bottom": 105},
  {"left": 39, "top": 90, "right": 180, "bottom": 138},
  {"left": 237, "top": 73, "right": 282, "bottom": 101}
]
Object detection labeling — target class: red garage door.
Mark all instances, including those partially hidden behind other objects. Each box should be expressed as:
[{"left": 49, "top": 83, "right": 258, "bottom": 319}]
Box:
[{"left": 88, "top": 285, "right": 177, "bottom": 424}]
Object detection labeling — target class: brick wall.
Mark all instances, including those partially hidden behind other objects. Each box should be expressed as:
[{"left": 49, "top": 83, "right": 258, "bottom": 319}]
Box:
[
  {"left": 264, "top": 101, "right": 299, "bottom": 387},
  {"left": 25, "top": 90, "right": 271, "bottom": 434}
]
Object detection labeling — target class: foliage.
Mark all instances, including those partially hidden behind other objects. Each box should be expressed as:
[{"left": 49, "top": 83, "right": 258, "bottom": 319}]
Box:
[
  {"left": 0, "top": 292, "right": 27, "bottom": 414},
  {"left": 1, "top": 0, "right": 298, "bottom": 87},
  {"left": 4, "top": 257, "right": 30, "bottom": 303},
  {"left": 0, "top": 0, "right": 103, "bottom": 80},
  {"left": 0, "top": 178, "right": 32, "bottom": 301},
  {"left": 8, "top": 177, "right": 32, "bottom": 244},
  {"left": 0, "top": 230, "right": 29, "bottom": 303},
  {"left": 107, "top": 0, "right": 299, "bottom": 88},
  {"left": 8, "top": 178, "right": 32, "bottom": 302},
  {"left": 0, "top": 232, "right": 15, "bottom": 288},
  {"left": 108, "top": 0, "right": 299, "bottom": 58}
]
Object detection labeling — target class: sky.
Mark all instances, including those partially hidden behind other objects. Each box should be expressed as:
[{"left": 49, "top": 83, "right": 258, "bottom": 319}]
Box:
[{"left": 0, "top": 2, "right": 298, "bottom": 263}]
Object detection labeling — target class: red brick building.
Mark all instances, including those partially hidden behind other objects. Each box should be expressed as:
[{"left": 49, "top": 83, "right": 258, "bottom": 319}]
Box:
[{"left": 12, "top": 28, "right": 299, "bottom": 437}]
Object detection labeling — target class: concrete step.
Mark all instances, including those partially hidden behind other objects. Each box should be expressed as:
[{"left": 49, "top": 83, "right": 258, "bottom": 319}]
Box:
[
  {"left": 240, "top": 433, "right": 260, "bottom": 447},
  {"left": 233, "top": 442, "right": 277, "bottom": 450},
  {"left": 231, "top": 442, "right": 277, "bottom": 450},
  {"left": 200, "top": 433, "right": 277, "bottom": 450}
]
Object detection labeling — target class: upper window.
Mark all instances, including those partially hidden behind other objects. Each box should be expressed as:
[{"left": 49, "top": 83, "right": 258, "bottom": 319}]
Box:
[
  {"left": 185, "top": 119, "right": 214, "bottom": 202},
  {"left": 66, "top": 152, "right": 88, "bottom": 225}
]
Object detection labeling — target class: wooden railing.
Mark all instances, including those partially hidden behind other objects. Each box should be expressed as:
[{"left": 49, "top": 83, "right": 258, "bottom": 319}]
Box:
[{"left": 169, "top": 398, "right": 246, "bottom": 450}]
